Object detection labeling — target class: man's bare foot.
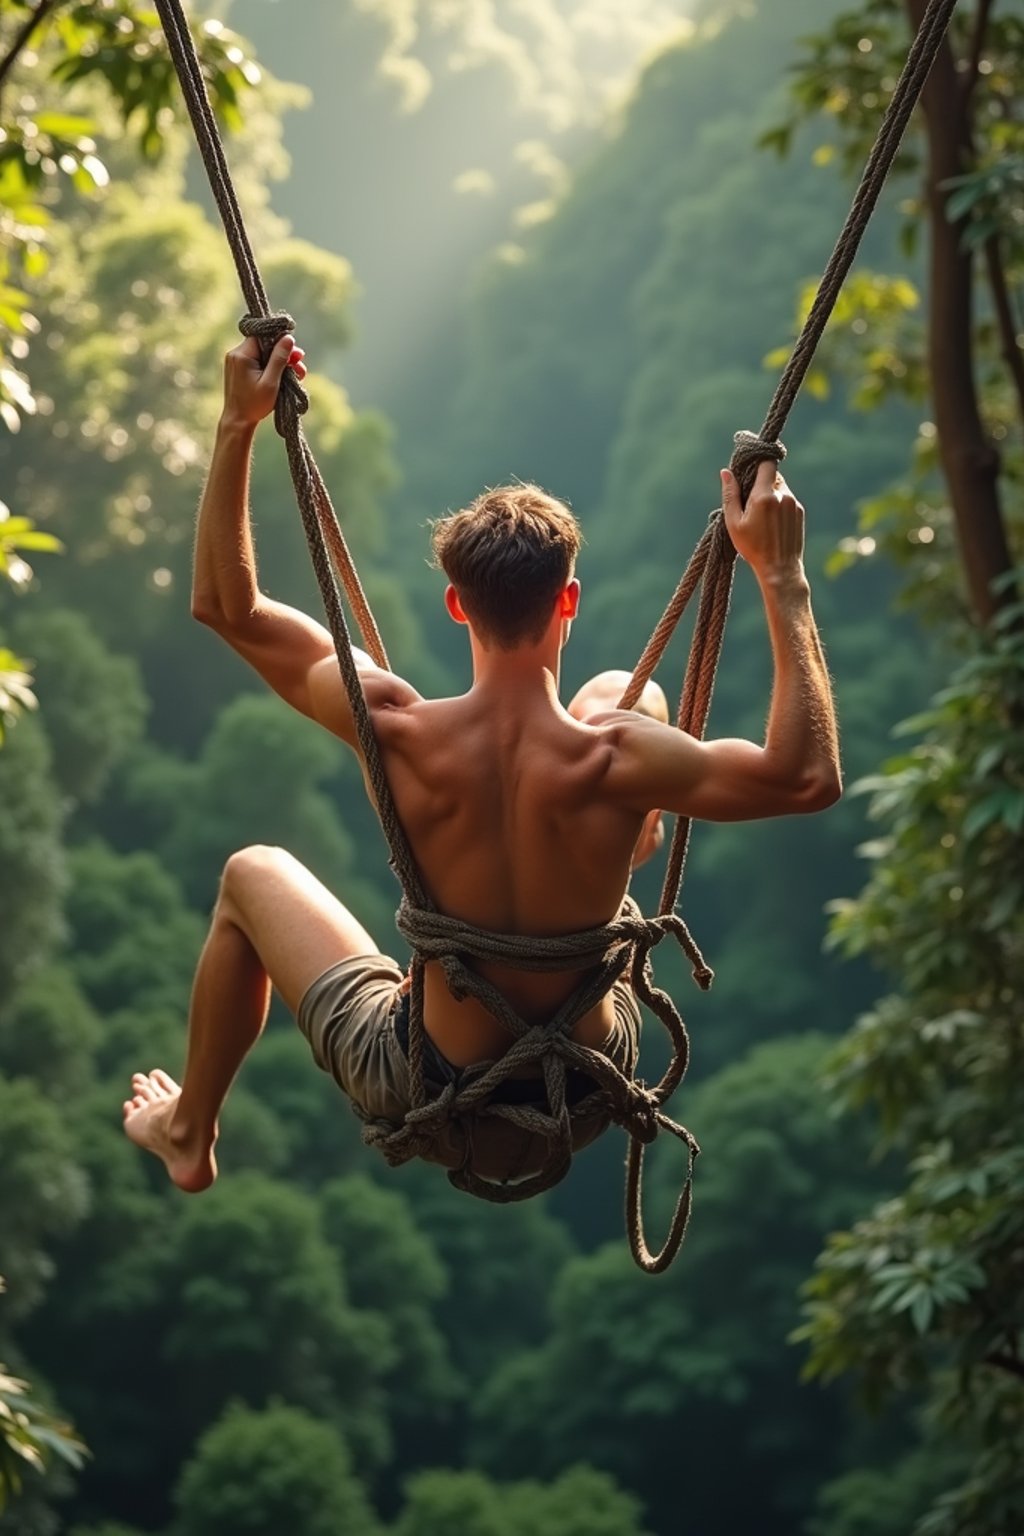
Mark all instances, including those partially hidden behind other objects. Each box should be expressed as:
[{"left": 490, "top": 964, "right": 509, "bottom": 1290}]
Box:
[{"left": 122, "top": 1069, "right": 217, "bottom": 1193}]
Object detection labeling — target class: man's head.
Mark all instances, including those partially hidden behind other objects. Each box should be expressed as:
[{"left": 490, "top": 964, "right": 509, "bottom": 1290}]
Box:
[{"left": 432, "top": 484, "right": 582, "bottom": 650}]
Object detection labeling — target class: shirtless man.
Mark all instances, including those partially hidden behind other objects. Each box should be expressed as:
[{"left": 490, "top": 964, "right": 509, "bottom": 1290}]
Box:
[{"left": 123, "top": 331, "right": 841, "bottom": 1191}]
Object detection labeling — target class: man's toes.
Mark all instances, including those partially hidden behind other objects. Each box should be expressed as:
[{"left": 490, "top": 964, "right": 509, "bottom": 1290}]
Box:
[{"left": 151, "top": 1068, "right": 179, "bottom": 1094}]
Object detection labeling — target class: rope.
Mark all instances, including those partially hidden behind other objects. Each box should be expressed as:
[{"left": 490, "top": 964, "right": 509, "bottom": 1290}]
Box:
[
  {"left": 153, "top": 0, "right": 959, "bottom": 1273},
  {"left": 382, "top": 898, "right": 710, "bottom": 1270},
  {"left": 620, "top": 0, "right": 962, "bottom": 924},
  {"left": 152, "top": 0, "right": 391, "bottom": 679}
]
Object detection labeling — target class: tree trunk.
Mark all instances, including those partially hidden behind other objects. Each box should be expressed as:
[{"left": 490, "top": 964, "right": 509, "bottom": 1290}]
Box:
[{"left": 905, "top": 0, "right": 1016, "bottom": 627}]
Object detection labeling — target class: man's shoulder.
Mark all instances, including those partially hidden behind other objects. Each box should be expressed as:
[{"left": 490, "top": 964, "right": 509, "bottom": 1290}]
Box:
[
  {"left": 367, "top": 683, "right": 467, "bottom": 747},
  {"left": 362, "top": 667, "right": 424, "bottom": 712},
  {"left": 577, "top": 708, "right": 669, "bottom": 753}
]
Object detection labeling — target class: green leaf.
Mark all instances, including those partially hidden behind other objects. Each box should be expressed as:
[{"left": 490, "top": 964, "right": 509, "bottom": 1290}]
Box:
[
  {"left": 32, "top": 112, "right": 96, "bottom": 139},
  {"left": 962, "top": 794, "right": 1007, "bottom": 840},
  {"left": 910, "top": 1288, "right": 934, "bottom": 1335}
]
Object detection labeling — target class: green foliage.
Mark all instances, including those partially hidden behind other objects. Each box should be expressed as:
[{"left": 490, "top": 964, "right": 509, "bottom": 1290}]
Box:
[
  {"left": 216, "top": 1088, "right": 291, "bottom": 1179},
  {"left": 768, "top": 7, "right": 1024, "bottom": 1523},
  {"left": 765, "top": 271, "right": 925, "bottom": 414},
  {"left": 394, "top": 1465, "right": 652, "bottom": 1536},
  {"left": 765, "top": 0, "right": 1024, "bottom": 233},
  {"left": 0, "top": 498, "right": 60, "bottom": 743},
  {"left": 472, "top": 1035, "right": 884, "bottom": 1534},
  {"left": 319, "top": 1175, "right": 462, "bottom": 1443},
  {"left": 63, "top": 842, "right": 203, "bottom": 1017},
  {"left": 0, "top": 719, "right": 64, "bottom": 1004},
  {"left": 11, "top": 609, "right": 147, "bottom": 804},
  {"left": 400, "top": 1177, "right": 575, "bottom": 1387},
  {"left": 173, "top": 1401, "right": 379, "bottom": 1536},
  {"left": 156, "top": 692, "right": 357, "bottom": 906},
  {"left": 0, "top": 1344, "right": 86, "bottom": 1517},
  {"left": 235, "top": 1028, "right": 368, "bottom": 1183},
  {"left": 763, "top": 0, "right": 1024, "bottom": 614},
  {"left": 47, "top": 6, "right": 259, "bottom": 154},
  {"left": 799, "top": 621, "right": 1024, "bottom": 1485},
  {"left": 68, "top": 1526, "right": 146, "bottom": 1536},
  {"left": 807, "top": 1449, "right": 949, "bottom": 1536},
  {"left": 0, "top": 1078, "right": 90, "bottom": 1323},
  {"left": 0, "top": 504, "right": 61, "bottom": 584},
  {"left": 760, "top": 1, "right": 924, "bottom": 180},
  {"left": 0, "top": 646, "right": 36, "bottom": 742},
  {"left": 0, "top": 0, "right": 261, "bottom": 424},
  {"left": 0, "top": 966, "right": 102, "bottom": 1091},
  {"left": 392, "top": 1470, "right": 504, "bottom": 1536},
  {"left": 159, "top": 1174, "right": 394, "bottom": 1466}
]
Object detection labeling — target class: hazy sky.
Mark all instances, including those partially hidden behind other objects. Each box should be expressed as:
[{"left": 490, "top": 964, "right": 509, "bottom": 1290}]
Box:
[
  {"left": 353, "top": 0, "right": 698, "bottom": 126},
  {"left": 228, "top": 0, "right": 703, "bottom": 400}
]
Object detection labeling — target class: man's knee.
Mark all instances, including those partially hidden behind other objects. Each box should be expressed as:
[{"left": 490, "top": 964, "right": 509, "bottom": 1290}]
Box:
[{"left": 220, "top": 844, "right": 295, "bottom": 901}]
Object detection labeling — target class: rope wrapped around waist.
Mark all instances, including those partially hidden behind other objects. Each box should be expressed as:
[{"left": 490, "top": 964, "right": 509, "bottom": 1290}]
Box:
[{"left": 360, "top": 896, "right": 713, "bottom": 1274}]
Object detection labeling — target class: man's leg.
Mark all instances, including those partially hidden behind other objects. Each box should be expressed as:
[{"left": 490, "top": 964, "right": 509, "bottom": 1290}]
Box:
[{"left": 123, "top": 844, "right": 381, "bottom": 1191}]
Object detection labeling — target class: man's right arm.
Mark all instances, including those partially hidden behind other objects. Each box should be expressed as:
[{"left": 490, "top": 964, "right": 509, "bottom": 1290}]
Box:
[
  {"left": 192, "top": 336, "right": 420, "bottom": 747},
  {"left": 605, "top": 462, "right": 842, "bottom": 822}
]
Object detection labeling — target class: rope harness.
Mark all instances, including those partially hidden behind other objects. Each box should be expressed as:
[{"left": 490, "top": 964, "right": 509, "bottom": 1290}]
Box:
[{"left": 153, "top": 0, "right": 960, "bottom": 1271}]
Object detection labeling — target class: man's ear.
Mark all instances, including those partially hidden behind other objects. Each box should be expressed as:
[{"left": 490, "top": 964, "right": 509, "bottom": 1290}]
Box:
[
  {"left": 559, "top": 578, "right": 581, "bottom": 620},
  {"left": 445, "top": 585, "right": 469, "bottom": 625}
]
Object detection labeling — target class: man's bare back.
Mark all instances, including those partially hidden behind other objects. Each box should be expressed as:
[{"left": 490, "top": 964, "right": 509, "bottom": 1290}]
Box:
[
  {"left": 123, "top": 329, "right": 841, "bottom": 1193},
  {"left": 375, "top": 683, "right": 647, "bottom": 1064}
]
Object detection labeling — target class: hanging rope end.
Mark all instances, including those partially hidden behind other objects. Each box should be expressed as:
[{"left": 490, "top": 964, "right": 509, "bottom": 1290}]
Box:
[{"left": 693, "top": 962, "right": 714, "bottom": 991}]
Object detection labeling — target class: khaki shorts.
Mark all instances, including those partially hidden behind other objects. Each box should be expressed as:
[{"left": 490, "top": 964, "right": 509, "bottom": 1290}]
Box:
[{"left": 297, "top": 952, "right": 641, "bottom": 1186}]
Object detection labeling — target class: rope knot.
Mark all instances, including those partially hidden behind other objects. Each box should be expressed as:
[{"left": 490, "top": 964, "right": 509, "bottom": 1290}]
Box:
[
  {"left": 730, "top": 429, "right": 786, "bottom": 501},
  {"left": 239, "top": 310, "right": 296, "bottom": 349},
  {"left": 403, "top": 1081, "right": 458, "bottom": 1131},
  {"left": 238, "top": 311, "right": 309, "bottom": 434},
  {"left": 617, "top": 1079, "right": 661, "bottom": 1145}
]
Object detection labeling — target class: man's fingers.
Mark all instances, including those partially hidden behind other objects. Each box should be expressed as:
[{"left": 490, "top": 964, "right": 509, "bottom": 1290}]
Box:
[
  {"left": 720, "top": 468, "right": 742, "bottom": 519},
  {"left": 753, "top": 459, "right": 779, "bottom": 494},
  {"left": 260, "top": 332, "right": 296, "bottom": 389}
]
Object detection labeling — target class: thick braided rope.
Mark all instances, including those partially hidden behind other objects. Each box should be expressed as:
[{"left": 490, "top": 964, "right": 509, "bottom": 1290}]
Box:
[
  {"left": 363, "top": 898, "right": 711, "bottom": 1269},
  {"left": 620, "top": 0, "right": 960, "bottom": 924}
]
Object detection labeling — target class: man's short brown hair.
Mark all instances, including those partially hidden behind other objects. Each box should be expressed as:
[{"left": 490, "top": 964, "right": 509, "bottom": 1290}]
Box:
[{"left": 431, "top": 484, "right": 582, "bottom": 649}]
